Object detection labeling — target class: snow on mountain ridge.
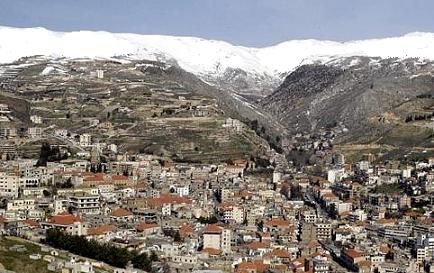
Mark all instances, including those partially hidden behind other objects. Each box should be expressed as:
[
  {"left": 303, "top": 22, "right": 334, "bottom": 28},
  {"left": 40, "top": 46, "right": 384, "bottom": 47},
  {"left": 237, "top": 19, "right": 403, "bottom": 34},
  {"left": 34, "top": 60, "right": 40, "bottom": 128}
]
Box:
[{"left": 1, "top": 25, "right": 434, "bottom": 79}]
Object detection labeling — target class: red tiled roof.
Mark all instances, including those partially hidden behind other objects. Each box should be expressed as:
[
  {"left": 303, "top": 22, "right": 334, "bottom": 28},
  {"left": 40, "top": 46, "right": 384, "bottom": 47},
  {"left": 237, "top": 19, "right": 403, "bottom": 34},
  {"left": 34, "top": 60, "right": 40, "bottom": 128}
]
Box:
[
  {"left": 146, "top": 194, "right": 192, "bottom": 208},
  {"left": 264, "top": 248, "right": 291, "bottom": 258},
  {"left": 24, "top": 219, "right": 39, "bottom": 227},
  {"left": 204, "top": 224, "right": 223, "bottom": 234},
  {"left": 136, "top": 222, "right": 160, "bottom": 232},
  {"left": 84, "top": 174, "right": 105, "bottom": 183},
  {"left": 88, "top": 224, "right": 117, "bottom": 236},
  {"left": 322, "top": 193, "right": 338, "bottom": 200},
  {"left": 237, "top": 261, "right": 268, "bottom": 273},
  {"left": 307, "top": 240, "right": 321, "bottom": 248},
  {"left": 344, "top": 248, "right": 363, "bottom": 259},
  {"left": 50, "top": 213, "right": 82, "bottom": 225},
  {"left": 112, "top": 175, "right": 129, "bottom": 181},
  {"left": 379, "top": 244, "right": 390, "bottom": 254},
  {"left": 247, "top": 241, "right": 270, "bottom": 250},
  {"left": 291, "top": 257, "right": 306, "bottom": 269},
  {"left": 111, "top": 208, "right": 133, "bottom": 217},
  {"left": 202, "top": 247, "right": 222, "bottom": 256},
  {"left": 266, "top": 219, "right": 291, "bottom": 227},
  {"left": 377, "top": 218, "right": 396, "bottom": 225},
  {"left": 179, "top": 223, "right": 194, "bottom": 237}
]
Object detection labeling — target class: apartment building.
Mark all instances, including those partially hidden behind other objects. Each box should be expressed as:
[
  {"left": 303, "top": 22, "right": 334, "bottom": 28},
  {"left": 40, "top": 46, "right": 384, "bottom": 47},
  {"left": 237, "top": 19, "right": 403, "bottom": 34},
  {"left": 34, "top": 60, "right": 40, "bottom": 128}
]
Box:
[
  {"left": 69, "top": 194, "right": 100, "bottom": 214},
  {"left": 202, "top": 224, "right": 231, "bottom": 254}
]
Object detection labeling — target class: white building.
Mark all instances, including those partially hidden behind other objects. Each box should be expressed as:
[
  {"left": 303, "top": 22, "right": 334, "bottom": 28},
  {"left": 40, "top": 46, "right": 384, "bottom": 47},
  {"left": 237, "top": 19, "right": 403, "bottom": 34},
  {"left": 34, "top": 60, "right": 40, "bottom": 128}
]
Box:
[
  {"left": 0, "top": 172, "right": 20, "bottom": 197},
  {"left": 349, "top": 209, "right": 367, "bottom": 222},
  {"left": 222, "top": 206, "right": 244, "bottom": 224},
  {"left": 79, "top": 134, "right": 92, "bottom": 147},
  {"left": 171, "top": 185, "right": 189, "bottom": 197},
  {"left": 96, "top": 69, "right": 104, "bottom": 79},
  {"left": 416, "top": 234, "right": 434, "bottom": 261},
  {"left": 327, "top": 168, "right": 345, "bottom": 183},
  {"left": 202, "top": 224, "right": 231, "bottom": 254},
  {"left": 7, "top": 198, "right": 36, "bottom": 211},
  {"left": 222, "top": 118, "right": 244, "bottom": 132},
  {"left": 30, "top": 115, "right": 42, "bottom": 124},
  {"left": 69, "top": 195, "right": 100, "bottom": 214},
  {"left": 28, "top": 127, "right": 42, "bottom": 138},
  {"left": 54, "top": 129, "right": 68, "bottom": 138},
  {"left": 273, "top": 171, "right": 282, "bottom": 183},
  {"left": 41, "top": 213, "right": 87, "bottom": 236}
]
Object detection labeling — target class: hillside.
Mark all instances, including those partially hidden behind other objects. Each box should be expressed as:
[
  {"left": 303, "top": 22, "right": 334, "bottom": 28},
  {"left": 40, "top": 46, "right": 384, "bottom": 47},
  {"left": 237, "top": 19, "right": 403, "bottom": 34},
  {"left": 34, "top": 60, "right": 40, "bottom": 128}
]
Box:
[
  {"left": 261, "top": 57, "right": 434, "bottom": 149},
  {"left": 0, "top": 57, "right": 271, "bottom": 162}
]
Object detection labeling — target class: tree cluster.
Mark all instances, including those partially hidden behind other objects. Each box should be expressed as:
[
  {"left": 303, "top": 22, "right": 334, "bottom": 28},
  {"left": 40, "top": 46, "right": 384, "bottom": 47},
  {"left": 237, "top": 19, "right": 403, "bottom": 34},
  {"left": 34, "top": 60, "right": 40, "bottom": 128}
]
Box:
[
  {"left": 45, "top": 229, "right": 158, "bottom": 270},
  {"left": 248, "top": 119, "right": 283, "bottom": 153},
  {"left": 36, "top": 142, "right": 68, "bottom": 167},
  {"left": 197, "top": 215, "right": 218, "bottom": 224}
]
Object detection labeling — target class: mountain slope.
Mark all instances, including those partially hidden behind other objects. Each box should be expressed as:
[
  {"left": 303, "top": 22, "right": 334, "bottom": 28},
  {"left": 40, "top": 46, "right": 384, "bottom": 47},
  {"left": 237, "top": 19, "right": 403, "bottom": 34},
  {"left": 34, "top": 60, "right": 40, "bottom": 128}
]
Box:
[
  {"left": 3, "top": 26, "right": 434, "bottom": 96},
  {"left": 261, "top": 57, "right": 434, "bottom": 145}
]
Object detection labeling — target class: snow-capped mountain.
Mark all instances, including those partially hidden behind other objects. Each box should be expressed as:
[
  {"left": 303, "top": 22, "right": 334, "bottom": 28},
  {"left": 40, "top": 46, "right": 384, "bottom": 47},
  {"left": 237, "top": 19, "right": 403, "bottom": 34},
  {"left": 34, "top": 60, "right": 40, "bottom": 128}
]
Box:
[{"left": 2, "top": 25, "right": 434, "bottom": 96}]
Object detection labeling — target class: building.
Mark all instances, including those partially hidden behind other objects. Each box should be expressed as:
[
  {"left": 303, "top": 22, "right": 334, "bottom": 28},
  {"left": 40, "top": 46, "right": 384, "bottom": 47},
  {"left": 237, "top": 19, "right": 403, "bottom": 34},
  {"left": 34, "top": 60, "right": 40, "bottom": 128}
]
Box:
[
  {"left": 416, "top": 234, "right": 434, "bottom": 261},
  {"left": 0, "top": 172, "right": 20, "bottom": 197},
  {"left": 222, "top": 206, "right": 244, "bottom": 224},
  {"left": 30, "top": 115, "right": 42, "bottom": 124},
  {"left": 7, "top": 198, "right": 36, "bottom": 211},
  {"left": 110, "top": 208, "right": 134, "bottom": 222},
  {"left": 202, "top": 224, "right": 231, "bottom": 254},
  {"left": 327, "top": 168, "right": 345, "bottom": 183},
  {"left": 79, "top": 134, "right": 92, "bottom": 147},
  {"left": 69, "top": 194, "right": 100, "bottom": 214},
  {"left": 96, "top": 69, "right": 104, "bottom": 79},
  {"left": 315, "top": 223, "right": 332, "bottom": 240},
  {"left": 27, "top": 127, "right": 42, "bottom": 138},
  {"left": 340, "top": 248, "right": 366, "bottom": 271},
  {"left": 349, "top": 209, "right": 367, "bottom": 222},
  {"left": 302, "top": 210, "right": 317, "bottom": 223},
  {"left": 41, "top": 213, "right": 87, "bottom": 236}
]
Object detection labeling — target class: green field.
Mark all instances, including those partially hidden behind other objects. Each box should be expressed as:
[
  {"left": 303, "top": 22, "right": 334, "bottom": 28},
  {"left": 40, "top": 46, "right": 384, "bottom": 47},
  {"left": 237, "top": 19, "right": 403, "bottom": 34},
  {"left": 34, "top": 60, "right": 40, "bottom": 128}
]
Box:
[{"left": 0, "top": 236, "right": 49, "bottom": 273}]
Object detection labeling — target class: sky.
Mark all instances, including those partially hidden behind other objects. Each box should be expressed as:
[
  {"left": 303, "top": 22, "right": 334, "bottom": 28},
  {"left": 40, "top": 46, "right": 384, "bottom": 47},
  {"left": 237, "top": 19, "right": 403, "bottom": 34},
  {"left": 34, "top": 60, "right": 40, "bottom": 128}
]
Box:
[{"left": 0, "top": 0, "right": 433, "bottom": 47}]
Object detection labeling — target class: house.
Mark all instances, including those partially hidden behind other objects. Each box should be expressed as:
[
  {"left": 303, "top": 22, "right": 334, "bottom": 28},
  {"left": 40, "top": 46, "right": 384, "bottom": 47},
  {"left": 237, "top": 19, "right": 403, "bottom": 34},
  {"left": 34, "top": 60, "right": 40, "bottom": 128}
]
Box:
[
  {"left": 87, "top": 224, "right": 117, "bottom": 241},
  {"left": 236, "top": 260, "right": 268, "bottom": 273},
  {"left": 340, "top": 248, "right": 366, "bottom": 271},
  {"left": 69, "top": 195, "right": 100, "bottom": 214},
  {"left": 111, "top": 175, "right": 133, "bottom": 188},
  {"left": 264, "top": 219, "right": 293, "bottom": 232},
  {"left": 41, "top": 213, "right": 87, "bottom": 236},
  {"left": 247, "top": 241, "right": 270, "bottom": 256},
  {"left": 264, "top": 248, "right": 292, "bottom": 264},
  {"left": 178, "top": 223, "right": 194, "bottom": 239},
  {"left": 135, "top": 222, "right": 161, "bottom": 235},
  {"left": 110, "top": 208, "right": 134, "bottom": 222}
]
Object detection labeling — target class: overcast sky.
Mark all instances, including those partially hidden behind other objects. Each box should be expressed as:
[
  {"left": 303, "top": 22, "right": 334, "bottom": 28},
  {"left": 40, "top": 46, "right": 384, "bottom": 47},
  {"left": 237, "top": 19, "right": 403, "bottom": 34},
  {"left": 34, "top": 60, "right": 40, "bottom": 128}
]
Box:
[{"left": 1, "top": 0, "right": 433, "bottom": 47}]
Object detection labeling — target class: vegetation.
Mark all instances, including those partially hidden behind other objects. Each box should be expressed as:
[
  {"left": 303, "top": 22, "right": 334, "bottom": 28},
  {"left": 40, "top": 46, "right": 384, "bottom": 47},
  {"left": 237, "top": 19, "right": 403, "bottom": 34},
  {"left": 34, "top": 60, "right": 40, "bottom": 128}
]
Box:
[
  {"left": 197, "top": 216, "right": 218, "bottom": 224},
  {"left": 378, "top": 125, "right": 432, "bottom": 147},
  {"left": 45, "top": 229, "right": 158, "bottom": 270},
  {"left": 372, "top": 183, "right": 403, "bottom": 194},
  {"left": 327, "top": 203, "right": 338, "bottom": 220},
  {"left": 0, "top": 236, "right": 49, "bottom": 273},
  {"left": 248, "top": 119, "right": 283, "bottom": 153},
  {"left": 35, "top": 142, "right": 68, "bottom": 167}
]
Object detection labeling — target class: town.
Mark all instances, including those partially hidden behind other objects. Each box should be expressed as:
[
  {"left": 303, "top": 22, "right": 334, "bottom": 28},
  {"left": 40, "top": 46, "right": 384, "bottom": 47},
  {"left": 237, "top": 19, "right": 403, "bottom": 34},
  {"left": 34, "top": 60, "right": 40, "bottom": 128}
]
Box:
[{"left": 0, "top": 57, "right": 433, "bottom": 273}]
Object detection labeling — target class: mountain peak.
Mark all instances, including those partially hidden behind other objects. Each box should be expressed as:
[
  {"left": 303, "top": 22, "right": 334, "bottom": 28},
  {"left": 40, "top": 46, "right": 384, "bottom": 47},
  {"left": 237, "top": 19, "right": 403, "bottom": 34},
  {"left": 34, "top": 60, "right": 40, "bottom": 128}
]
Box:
[{"left": 1, "top": 26, "right": 434, "bottom": 78}]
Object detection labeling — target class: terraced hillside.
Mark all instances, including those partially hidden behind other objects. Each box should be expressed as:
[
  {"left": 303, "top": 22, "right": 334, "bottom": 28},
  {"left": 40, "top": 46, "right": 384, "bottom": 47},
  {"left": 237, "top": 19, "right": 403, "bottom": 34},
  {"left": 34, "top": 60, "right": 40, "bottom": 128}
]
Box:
[{"left": 0, "top": 57, "right": 270, "bottom": 162}]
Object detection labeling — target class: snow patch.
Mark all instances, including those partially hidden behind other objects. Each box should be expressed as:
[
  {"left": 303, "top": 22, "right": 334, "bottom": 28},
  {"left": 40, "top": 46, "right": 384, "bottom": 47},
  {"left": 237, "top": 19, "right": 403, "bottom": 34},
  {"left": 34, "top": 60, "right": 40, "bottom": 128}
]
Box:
[{"left": 1, "top": 26, "right": 434, "bottom": 79}]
